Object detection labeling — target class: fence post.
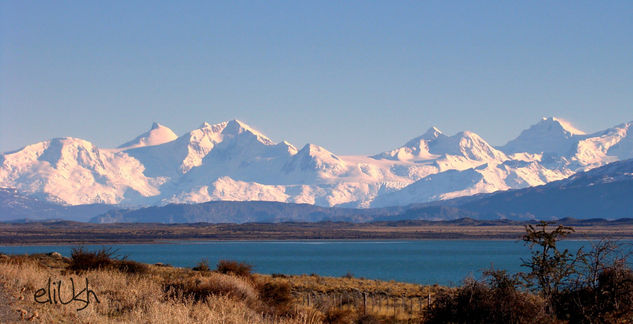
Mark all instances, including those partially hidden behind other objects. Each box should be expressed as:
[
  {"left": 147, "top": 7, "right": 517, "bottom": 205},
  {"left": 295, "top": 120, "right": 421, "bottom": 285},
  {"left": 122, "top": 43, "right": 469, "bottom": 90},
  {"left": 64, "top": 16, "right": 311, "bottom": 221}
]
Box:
[
  {"left": 393, "top": 297, "right": 397, "bottom": 317},
  {"left": 363, "top": 292, "right": 367, "bottom": 314}
]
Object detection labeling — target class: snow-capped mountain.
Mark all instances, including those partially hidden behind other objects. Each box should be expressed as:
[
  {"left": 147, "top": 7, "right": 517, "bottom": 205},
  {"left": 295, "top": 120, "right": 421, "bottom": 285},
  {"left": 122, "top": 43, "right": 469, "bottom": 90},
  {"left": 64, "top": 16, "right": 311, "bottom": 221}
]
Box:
[
  {"left": 0, "top": 137, "right": 160, "bottom": 205},
  {"left": 92, "top": 158, "right": 633, "bottom": 223},
  {"left": 373, "top": 127, "right": 507, "bottom": 166},
  {"left": 500, "top": 117, "right": 586, "bottom": 155},
  {"left": 429, "top": 158, "right": 633, "bottom": 220},
  {"left": 117, "top": 122, "right": 178, "bottom": 150},
  {"left": 1, "top": 117, "right": 631, "bottom": 209},
  {"left": 572, "top": 122, "right": 633, "bottom": 169}
]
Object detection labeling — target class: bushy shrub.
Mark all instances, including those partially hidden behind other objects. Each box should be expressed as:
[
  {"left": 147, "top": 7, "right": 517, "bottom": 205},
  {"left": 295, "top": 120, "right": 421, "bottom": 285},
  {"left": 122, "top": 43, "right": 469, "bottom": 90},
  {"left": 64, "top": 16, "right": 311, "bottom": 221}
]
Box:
[
  {"left": 323, "top": 307, "right": 356, "bottom": 324},
  {"left": 355, "top": 314, "right": 381, "bottom": 324},
  {"left": 553, "top": 263, "right": 633, "bottom": 323},
  {"left": 69, "top": 247, "right": 116, "bottom": 271},
  {"left": 192, "top": 259, "right": 210, "bottom": 272},
  {"left": 258, "top": 281, "right": 294, "bottom": 315},
  {"left": 216, "top": 260, "right": 252, "bottom": 278},
  {"left": 68, "top": 247, "right": 148, "bottom": 274},
  {"left": 425, "top": 271, "right": 552, "bottom": 324},
  {"left": 164, "top": 273, "right": 258, "bottom": 305},
  {"left": 116, "top": 259, "right": 149, "bottom": 274}
]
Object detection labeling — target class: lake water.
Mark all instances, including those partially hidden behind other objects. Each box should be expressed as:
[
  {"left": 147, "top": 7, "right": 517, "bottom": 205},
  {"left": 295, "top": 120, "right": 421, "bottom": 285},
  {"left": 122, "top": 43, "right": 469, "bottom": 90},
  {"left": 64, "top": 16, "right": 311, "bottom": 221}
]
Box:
[{"left": 1, "top": 240, "right": 628, "bottom": 286}]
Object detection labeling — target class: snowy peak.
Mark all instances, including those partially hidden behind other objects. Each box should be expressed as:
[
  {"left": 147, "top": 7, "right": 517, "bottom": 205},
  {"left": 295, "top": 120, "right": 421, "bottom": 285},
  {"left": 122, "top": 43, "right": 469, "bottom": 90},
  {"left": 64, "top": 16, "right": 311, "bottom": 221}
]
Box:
[
  {"left": 5, "top": 137, "right": 98, "bottom": 169},
  {"left": 118, "top": 122, "right": 178, "bottom": 150},
  {"left": 3, "top": 117, "right": 633, "bottom": 210},
  {"left": 195, "top": 119, "right": 274, "bottom": 145},
  {"left": 422, "top": 126, "right": 443, "bottom": 139},
  {"left": 294, "top": 144, "right": 343, "bottom": 162},
  {"left": 572, "top": 121, "right": 633, "bottom": 167},
  {"left": 0, "top": 137, "right": 159, "bottom": 205},
  {"left": 122, "top": 120, "right": 284, "bottom": 177},
  {"left": 499, "top": 117, "right": 586, "bottom": 154},
  {"left": 278, "top": 141, "right": 298, "bottom": 155},
  {"left": 283, "top": 143, "right": 347, "bottom": 176},
  {"left": 373, "top": 127, "right": 445, "bottom": 161},
  {"left": 401, "top": 126, "right": 444, "bottom": 147},
  {"left": 373, "top": 128, "right": 505, "bottom": 163},
  {"left": 549, "top": 117, "right": 586, "bottom": 135},
  {"left": 439, "top": 131, "right": 507, "bottom": 161}
]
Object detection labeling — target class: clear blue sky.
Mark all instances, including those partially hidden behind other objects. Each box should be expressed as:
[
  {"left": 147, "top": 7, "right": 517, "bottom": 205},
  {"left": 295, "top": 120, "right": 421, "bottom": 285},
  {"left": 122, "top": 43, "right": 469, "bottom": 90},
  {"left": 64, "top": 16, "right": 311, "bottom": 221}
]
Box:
[{"left": 1, "top": 1, "right": 631, "bottom": 154}]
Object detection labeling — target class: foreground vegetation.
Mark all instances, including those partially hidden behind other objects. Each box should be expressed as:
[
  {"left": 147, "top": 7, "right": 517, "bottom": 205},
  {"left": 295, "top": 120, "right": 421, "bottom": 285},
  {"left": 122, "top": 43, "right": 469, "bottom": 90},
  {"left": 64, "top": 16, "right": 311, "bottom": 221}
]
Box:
[
  {"left": 0, "top": 249, "right": 446, "bottom": 323},
  {"left": 427, "top": 222, "right": 633, "bottom": 323},
  {"left": 1, "top": 222, "right": 632, "bottom": 323}
]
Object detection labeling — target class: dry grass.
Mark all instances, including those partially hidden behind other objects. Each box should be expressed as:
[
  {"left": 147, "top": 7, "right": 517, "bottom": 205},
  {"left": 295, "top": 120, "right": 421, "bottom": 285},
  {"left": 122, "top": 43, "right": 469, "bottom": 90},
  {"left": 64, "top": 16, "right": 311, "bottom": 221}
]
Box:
[
  {"left": 0, "top": 253, "right": 437, "bottom": 323},
  {"left": 0, "top": 254, "right": 309, "bottom": 323},
  {"left": 257, "top": 272, "right": 446, "bottom": 297},
  {"left": 257, "top": 273, "right": 450, "bottom": 323},
  {"left": 216, "top": 260, "right": 253, "bottom": 278}
]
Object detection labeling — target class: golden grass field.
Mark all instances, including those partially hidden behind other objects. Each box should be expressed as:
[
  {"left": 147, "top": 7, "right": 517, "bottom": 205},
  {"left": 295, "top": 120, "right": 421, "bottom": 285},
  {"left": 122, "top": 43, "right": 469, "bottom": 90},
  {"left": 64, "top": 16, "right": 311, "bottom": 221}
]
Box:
[{"left": 0, "top": 252, "right": 446, "bottom": 323}]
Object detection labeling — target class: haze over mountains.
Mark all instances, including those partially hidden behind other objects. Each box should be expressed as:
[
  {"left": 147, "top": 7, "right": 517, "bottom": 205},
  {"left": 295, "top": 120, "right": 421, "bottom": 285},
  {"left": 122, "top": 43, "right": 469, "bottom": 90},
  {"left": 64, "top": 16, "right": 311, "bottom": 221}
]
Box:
[{"left": 1, "top": 117, "right": 632, "bottom": 213}]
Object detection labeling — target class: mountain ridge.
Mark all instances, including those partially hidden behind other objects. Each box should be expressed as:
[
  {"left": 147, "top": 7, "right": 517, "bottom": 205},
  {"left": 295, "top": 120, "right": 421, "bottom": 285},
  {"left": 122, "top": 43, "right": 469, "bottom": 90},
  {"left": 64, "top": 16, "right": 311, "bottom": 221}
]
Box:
[{"left": 1, "top": 117, "right": 631, "bottom": 209}]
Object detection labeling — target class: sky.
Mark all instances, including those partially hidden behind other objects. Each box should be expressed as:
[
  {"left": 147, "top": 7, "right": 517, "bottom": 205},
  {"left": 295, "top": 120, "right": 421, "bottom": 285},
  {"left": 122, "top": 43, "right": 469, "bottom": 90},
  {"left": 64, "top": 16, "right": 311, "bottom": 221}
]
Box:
[{"left": 1, "top": 1, "right": 632, "bottom": 155}]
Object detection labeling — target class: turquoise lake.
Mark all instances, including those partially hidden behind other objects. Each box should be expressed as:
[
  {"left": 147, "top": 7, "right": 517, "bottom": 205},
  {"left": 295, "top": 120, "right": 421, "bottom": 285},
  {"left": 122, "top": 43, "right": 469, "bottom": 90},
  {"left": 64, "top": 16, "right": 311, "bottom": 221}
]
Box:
[{"left": 1, "top": 240, "right": 628, "bottom": 286}]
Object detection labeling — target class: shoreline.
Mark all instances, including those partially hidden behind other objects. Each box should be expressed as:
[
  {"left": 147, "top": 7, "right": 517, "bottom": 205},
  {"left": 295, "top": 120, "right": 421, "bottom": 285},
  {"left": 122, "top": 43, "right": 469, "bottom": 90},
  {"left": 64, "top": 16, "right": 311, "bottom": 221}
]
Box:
[
  {"left": 3, "top": 221, "right": 633, "bottom": 245},
  {"left": 5, "top": 236, "right": 633, "bottom": 247}
]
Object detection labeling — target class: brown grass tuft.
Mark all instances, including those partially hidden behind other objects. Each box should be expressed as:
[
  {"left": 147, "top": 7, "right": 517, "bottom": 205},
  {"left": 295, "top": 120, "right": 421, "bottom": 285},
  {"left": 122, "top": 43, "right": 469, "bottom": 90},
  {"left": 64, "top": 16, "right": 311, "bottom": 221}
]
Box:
[
  {"left": 258, "top": 281, "right": 294, "bottom": 315},
  {"left": 192, "top": 259, "right": 210, "bottom": 272},
  {"left": 165, "top": 272, "right": 258, "bottom": 305},
  {"left": 68, "top": 247, "right": 148, "bottom": 275},
  {"left": 216, "top": 260, "right": 253, "bottom": 278}
]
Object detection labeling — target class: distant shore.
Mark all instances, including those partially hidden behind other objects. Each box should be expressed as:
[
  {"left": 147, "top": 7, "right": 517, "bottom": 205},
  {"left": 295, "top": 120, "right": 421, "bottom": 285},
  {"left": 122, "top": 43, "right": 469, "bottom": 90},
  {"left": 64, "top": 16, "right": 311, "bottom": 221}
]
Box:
[{"left": 3, "top": 219, "right": 633, "bottom": 245}]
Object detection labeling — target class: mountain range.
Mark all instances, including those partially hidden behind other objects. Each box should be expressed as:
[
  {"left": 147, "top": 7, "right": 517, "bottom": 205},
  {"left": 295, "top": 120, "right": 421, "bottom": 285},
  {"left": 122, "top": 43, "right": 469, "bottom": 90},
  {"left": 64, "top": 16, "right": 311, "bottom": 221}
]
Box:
[
  {"left": 1, "top": 117, "right": 632, "bottom": 214},
  {"left": 93, "top": 158, "right": 633, "bottom": 223}
]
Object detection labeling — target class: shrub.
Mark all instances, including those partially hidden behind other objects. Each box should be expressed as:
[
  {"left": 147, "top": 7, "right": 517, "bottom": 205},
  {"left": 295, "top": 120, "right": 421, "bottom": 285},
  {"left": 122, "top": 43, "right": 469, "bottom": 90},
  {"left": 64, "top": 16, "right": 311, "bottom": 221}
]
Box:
[
  {"left": 520, "top": 221, "right": 577, "bottom": 300},
  {"left": 192, "top": 259, "right": 210, "bottom": 272},
  {"left": 68, "top": 247, "right": 147, "bottom": 274},
  {"left": 323, "top": 307, "right": 356, "bottom": 324},
  {"left": 69, "top": 247, "right": 115, "bottom": 272},
  {"left": 116, "top": 259, "right": 149, "bottom": 274},
  {"left": 426, "top": 271, "right": 552, "bottom": 324},
  {"left": 164, "top": 272, "right": 258, "bottom": 305},
  {"left": 258, "top": 281, "right": 294, "bottom": 315},
  {"left": 355, "top": 314, "right": 381, "bottom": 324},
  {"left": 553, "top": 263, "right": 633, "bottom": 323},
  {"left": 518, "top": 225, "right": 633, "bottom": 322},
  {"left": 216, "top": 260, "right": 252, "bottom": 278}
]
